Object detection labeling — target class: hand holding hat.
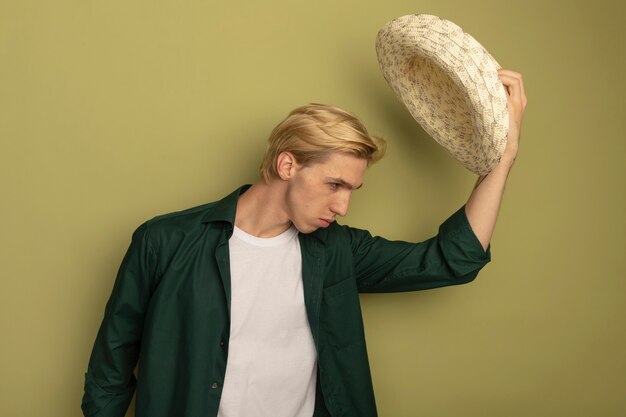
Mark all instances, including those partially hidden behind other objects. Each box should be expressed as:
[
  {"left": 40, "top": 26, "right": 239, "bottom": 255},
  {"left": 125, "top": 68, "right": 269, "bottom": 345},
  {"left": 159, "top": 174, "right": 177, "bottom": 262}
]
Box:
[{"left": 496, "top": 68, "right": 527, "bottom": 164}]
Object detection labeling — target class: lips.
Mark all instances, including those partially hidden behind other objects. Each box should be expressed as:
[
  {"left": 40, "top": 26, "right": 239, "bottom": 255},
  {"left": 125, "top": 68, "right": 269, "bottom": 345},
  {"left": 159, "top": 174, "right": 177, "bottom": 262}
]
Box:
[{"left": 319, "top": 218, "right": 333, "bottom": 228}]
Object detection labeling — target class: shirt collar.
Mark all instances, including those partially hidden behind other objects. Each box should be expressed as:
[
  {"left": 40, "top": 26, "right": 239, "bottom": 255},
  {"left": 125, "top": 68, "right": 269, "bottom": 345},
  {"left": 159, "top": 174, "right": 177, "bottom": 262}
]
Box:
[
  {"left": 200, "top": 183, "right": 328, "bottom": 243},
  {"left": 200, "top": 184, "right": 252, "bottom": 225}
]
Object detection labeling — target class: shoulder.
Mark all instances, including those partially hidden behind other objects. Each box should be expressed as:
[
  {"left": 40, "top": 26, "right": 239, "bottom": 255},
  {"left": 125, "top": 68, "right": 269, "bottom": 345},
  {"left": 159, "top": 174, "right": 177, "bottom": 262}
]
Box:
[
  {"left": 138, "top": 185, "right": 248, "bottom": 237},
  {"left": 131, "top": 188, "right": 239, "bottom": 254},
  {"left": 125, "top": 202, "right": 218, "bottom": 254},
  {"left": 320, "top": 221, "right": 376, "bottom": 252}
]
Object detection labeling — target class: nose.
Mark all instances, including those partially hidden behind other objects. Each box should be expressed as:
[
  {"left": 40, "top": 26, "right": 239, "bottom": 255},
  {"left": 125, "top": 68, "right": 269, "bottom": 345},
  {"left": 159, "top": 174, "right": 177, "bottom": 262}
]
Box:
[{"left": 330, "top": 192, "right": 351, "bottom": 217}]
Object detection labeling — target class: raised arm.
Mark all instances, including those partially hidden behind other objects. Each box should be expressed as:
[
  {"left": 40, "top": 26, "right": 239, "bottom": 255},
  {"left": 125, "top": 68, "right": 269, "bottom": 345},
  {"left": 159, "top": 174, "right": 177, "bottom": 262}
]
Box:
[{"left": 464, "top": 69, "right": 528, "bottom": 251}]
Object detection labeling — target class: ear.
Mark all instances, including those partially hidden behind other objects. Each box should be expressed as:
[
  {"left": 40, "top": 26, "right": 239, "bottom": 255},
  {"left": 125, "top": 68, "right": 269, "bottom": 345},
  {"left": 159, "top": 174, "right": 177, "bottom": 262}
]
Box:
[{"left": 276, "top": 151, "right": 298, "bottom": 180}]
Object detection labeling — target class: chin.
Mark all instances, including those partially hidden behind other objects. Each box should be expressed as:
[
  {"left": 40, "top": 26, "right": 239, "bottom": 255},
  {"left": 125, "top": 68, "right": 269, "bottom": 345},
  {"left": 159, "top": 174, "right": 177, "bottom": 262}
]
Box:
[{"left": 293, "top": 222, "right": 318, "bottom": 234}]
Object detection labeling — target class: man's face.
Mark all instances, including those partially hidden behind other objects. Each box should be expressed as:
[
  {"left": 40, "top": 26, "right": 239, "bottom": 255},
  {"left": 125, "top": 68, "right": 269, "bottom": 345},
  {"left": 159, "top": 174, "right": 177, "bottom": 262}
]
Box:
[{"left": 284, "top": 152, "right": 367, "bottom": 233}]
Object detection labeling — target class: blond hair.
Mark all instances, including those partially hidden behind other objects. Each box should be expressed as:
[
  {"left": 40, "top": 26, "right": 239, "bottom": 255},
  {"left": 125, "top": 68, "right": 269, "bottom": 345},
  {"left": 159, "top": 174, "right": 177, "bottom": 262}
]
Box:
[{"left": 260, "top": 103, "right": 386, "bottom": 182}]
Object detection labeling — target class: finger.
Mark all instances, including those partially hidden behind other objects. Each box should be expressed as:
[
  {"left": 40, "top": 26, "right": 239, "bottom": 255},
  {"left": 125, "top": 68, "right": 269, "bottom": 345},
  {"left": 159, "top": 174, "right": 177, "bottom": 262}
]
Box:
[
  {"left": 498, "top": 73, "right": 523, "bottom": 102},
  {"left": 498, "top": 69, "right": 527, "bottom": 108},
  {"left": 499, "top": 74, "right": 528, "bottom": 114},
  {"left": 498, "top": 68, "right": 522, "bottom": 78},
  {"left": 498, "top": 76, "right": 527, "bottom": 127}
]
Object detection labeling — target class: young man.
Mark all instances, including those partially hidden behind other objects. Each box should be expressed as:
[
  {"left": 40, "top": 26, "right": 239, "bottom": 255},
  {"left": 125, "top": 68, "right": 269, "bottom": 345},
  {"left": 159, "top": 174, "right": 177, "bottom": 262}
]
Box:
[{"left": 82, "top": 70, "right": 526, "bottom": 417}]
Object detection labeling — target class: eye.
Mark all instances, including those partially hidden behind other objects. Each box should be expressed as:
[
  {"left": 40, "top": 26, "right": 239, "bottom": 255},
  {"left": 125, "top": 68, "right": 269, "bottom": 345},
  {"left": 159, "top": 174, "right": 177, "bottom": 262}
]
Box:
[{"left": 329, "top": 182, "right": 340, "bottom": 191}]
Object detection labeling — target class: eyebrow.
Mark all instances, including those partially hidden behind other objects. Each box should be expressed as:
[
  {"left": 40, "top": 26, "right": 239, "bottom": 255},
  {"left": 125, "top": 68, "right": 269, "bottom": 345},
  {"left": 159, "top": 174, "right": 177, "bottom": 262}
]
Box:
[{"left": 327, "top": 177, "right": 363, "bottom": 190}]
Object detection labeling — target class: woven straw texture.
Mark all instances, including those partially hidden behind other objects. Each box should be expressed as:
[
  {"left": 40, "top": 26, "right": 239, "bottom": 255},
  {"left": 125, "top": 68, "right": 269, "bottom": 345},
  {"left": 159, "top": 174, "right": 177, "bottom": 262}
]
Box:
[{"left": 376, "top": 14, "right": 509, "bottom": 175}]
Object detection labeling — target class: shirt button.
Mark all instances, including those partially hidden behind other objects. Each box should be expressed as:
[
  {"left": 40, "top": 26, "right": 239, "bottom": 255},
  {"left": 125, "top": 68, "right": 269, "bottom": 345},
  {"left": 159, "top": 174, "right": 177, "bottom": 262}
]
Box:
[
  {"left": 220, "top": 340, "right": 225, "bottom": 347},
  {"left": 211, "top": 382, "right": 219, "bottom": 389}
]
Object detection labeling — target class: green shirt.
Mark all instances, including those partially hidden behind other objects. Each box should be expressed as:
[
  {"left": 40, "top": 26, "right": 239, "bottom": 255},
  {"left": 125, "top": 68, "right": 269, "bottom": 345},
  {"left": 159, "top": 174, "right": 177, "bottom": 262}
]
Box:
[{"left": 82, "top": 185, "right": 491, "bottom": 417}]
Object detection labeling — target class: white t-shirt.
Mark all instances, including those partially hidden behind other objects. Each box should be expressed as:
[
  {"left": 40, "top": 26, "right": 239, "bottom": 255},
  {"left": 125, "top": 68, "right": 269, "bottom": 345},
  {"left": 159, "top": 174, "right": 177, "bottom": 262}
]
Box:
[{"left": 217, "top": 225, "right": 317, "bottom": 417}]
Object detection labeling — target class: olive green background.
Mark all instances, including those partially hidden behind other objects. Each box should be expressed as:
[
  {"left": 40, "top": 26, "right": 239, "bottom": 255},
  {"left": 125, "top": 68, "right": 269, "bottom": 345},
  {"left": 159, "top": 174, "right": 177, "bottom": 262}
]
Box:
[{"left": 1, "top": 0, "right": 624, "bottom": 416}]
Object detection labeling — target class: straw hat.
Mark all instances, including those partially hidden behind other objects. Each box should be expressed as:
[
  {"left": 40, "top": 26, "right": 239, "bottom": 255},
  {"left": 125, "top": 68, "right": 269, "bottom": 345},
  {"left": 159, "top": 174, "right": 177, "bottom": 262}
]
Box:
[{"left": 375, "top": 14, "right": 509, "bottom": 175}]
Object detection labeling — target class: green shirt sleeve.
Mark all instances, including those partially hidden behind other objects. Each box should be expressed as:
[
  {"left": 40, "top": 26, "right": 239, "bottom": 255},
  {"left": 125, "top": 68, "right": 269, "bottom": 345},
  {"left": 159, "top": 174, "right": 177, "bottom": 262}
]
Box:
[
  {"left": 349, "top": 205, "right": 491, "bottom": 293},
  {"left": 82, "top": 222, "right": 158, "bottom": 417}
]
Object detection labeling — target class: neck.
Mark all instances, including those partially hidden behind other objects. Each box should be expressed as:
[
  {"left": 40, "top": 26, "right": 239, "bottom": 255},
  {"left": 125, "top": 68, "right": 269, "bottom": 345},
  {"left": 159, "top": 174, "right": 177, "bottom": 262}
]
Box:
[{"left": 234, "top": 180, "right": 292, "bottom": 238}]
